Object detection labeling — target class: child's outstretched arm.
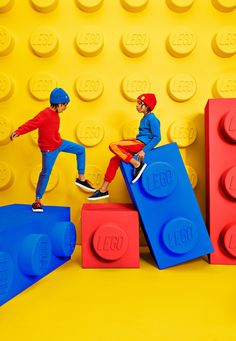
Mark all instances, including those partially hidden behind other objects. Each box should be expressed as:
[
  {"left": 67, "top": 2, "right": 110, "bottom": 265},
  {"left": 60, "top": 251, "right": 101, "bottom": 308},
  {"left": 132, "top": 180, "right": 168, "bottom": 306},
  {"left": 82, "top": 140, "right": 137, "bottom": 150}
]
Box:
[{"left": 10, "top": 112, "right": 44, "bottom": 141}]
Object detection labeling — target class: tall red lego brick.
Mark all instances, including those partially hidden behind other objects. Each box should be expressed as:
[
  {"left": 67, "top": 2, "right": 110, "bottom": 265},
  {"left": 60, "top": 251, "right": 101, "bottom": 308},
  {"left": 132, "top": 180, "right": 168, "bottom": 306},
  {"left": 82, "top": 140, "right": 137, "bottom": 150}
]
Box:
[
  {"left": 81, "top": 203, "right": 139, "bottom": 268},
  {"left": 205, "top": 98, "right": 236, "bottom": 264}
]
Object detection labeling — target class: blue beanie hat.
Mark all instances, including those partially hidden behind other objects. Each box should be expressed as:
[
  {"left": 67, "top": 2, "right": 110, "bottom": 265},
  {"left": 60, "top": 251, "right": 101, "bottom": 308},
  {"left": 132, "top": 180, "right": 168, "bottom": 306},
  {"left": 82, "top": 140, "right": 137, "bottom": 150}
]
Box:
[{"left": 50, "top": 88, "right": 70, "bottom": 105}]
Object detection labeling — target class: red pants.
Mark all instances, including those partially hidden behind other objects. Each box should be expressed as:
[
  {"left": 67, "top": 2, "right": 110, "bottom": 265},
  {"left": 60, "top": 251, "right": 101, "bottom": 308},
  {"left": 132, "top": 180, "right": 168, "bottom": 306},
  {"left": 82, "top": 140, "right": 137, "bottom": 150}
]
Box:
[{"left": 104, "top": 139, "right": 145, "bottom": 183}]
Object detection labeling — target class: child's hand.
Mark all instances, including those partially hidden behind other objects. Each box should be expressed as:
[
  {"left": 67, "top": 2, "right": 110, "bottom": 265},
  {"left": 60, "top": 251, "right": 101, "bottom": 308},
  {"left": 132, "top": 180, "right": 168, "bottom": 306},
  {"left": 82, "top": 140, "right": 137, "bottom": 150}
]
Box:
[
  {"left": 137, "top": 150, "right": 145, "bottom": 161},
  {"left": 10, "top": 132, "right": 18, "bottom": 141}
]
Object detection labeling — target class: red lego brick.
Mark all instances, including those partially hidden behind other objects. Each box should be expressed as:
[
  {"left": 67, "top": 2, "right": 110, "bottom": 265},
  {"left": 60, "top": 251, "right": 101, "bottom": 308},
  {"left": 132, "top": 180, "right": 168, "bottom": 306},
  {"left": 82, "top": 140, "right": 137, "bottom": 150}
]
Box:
[
  {"left": 205, "top": 98, "right": 236, "bottom": 264},
  {"left": 81, "top": 203, "right": 140, "bottom": 268}
]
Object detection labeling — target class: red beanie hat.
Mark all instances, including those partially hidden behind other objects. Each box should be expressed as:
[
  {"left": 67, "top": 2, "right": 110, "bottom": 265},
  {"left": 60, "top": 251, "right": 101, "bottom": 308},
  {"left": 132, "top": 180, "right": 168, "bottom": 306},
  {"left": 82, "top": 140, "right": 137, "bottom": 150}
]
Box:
[{"left": 137, "top": 93, "right": 157, "bottom": 111}]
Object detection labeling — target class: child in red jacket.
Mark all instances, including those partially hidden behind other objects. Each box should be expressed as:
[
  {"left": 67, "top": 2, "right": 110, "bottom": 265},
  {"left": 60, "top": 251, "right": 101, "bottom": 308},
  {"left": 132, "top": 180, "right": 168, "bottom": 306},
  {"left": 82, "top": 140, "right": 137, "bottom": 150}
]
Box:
[{"left": 11, "top": 88, "right": 95, "bottom": 212}]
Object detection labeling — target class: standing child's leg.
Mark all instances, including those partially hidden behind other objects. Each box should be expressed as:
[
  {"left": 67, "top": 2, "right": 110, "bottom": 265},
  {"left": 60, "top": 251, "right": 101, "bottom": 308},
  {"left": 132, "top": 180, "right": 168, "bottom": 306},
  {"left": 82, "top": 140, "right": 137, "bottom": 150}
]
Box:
[{"left": 32, "top": 149, "right": 59, "bottom": 212}]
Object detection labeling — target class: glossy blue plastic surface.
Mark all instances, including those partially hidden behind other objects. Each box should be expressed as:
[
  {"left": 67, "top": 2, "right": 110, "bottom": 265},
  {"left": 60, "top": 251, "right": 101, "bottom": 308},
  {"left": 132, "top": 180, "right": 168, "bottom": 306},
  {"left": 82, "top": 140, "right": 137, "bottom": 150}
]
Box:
[
  {"left": 0, "top": 204, "right": 76, "bottom": 305},
  {"left": 120, "top": 143, "right": 213, "bottom": 269}
]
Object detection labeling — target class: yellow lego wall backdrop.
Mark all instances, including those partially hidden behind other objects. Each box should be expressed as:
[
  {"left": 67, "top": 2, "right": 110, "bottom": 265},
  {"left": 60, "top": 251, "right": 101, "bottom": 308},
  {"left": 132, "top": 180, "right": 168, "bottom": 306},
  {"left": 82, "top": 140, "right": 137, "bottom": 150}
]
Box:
[{"left": 0, "top": 0, "right": 235, "bottom": 243}]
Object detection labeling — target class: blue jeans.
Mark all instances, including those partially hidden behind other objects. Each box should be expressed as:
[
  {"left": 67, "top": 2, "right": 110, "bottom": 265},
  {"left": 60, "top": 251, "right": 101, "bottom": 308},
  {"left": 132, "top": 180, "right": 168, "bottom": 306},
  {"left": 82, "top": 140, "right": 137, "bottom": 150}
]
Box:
[{"left": 36, "top": 139, "right": 85, "bottom": 199}]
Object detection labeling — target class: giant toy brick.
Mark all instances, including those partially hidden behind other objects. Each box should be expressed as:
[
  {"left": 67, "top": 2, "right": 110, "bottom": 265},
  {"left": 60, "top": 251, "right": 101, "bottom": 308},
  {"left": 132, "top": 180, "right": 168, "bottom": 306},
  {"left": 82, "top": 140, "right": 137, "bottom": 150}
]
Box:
[
  {"left": 205, "top": 98, "right": 236, "bottom": 265},
  {"left": 81, "top": 203, "right": 139, "bottom": 268},
  {"left": 1, "top": 2, "right": 235, "bottom": 220},
  {"left": 0, "top": 204, "right": 76, "bottom": 306},
  {"left": 120, "top": 142, "right": 213, "bottom": 269}
]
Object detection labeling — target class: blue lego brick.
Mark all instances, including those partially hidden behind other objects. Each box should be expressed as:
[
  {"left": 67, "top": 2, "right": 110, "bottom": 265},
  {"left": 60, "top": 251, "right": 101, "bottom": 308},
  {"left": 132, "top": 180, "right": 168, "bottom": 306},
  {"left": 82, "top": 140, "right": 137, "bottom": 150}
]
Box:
[
  {"left": 0, "top": 204, "right": 76, "bottom": 306},
  {"left": 120, "top": 142, "right": 213, "bottom": 269}
]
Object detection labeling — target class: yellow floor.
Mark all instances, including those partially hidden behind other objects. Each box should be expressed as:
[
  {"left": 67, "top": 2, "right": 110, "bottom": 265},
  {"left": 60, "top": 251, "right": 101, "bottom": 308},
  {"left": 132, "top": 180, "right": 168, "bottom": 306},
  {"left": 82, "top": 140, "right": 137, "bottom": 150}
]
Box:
[{"left": 1, "top": 246, "right": 236, "bottom": 341}]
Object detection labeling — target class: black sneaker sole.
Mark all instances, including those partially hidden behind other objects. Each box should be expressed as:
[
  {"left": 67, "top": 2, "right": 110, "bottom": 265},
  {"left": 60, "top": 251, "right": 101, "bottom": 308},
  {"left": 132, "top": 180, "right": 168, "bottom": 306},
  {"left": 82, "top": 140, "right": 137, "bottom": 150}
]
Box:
[
  {"left": 132, "top": 163, "right": 147, "bottom": 184},
  {"left": 75, "top": 182, "right": 96, "bottom": 192},
  {"left": 87, "top": 194, "right": 109, "bottom": 201}
]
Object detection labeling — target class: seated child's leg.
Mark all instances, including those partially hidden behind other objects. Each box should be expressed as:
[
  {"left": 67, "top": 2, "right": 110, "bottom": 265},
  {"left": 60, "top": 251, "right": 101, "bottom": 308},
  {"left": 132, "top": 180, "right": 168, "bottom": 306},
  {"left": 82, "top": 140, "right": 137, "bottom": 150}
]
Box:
[
  {"left": 87, "top": 155, "right": 120, "bottom": 200},
  {"left": 111, "top": 140, "right": 147, "bottom": 183},
  {"left": 104, "top": 155, "right": 121, "bottom": 183},
  {"left": 109, "top": 139, "right": 144, "bottom": 163}
]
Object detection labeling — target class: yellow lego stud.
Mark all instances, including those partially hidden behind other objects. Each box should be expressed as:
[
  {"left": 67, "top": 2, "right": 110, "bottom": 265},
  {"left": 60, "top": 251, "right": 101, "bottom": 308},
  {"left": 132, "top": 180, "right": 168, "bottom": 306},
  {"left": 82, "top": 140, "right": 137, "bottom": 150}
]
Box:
[
  {"left": 122, "top": 120, "right": 139, "bottom": 139},
  {"left": 0, "top": 0, "right": 235, "bottom": 238},
  {"left": 0, "top": 26, "right": 14, "bottom": 56},
  {"left": 75, "top": 26, "right": 104, "bottom": 57},
  {"left": 185, "top": 164, "right": 198, "bottom": 189},
  {"left": 121, "top": 30, "right": 149, "bottom": 57},
  {"left": 85, "top": 164, "right": 103, "bottom": 188},
  {"left": 120, "top": 0, "right": 149, "bottom": 12},
  {"left": 0, "top": 0, "right": 14, "bottom": 12},
  {"left": 168, "top": 119, "right": 197, "bottom": 147},
  {"left": 212, "top": 0, "right": 236, "bottom": 12},
  {"left": 212, "top": 26, "right": 236, "bottom": 57},
  {"left": 0, "top": 115, "right": 12, "bottom": 145},
  {"left": 121, "top": 73, "right": 150, "bottom": 101},
  {"left": 166, "top": 27, "right": 197, "bottom": 58},
  {"left": 168, "top": 73, "right": 197, "bottom": 102},
  {"left": 0, "top": 72, "right": 14, "bottom": 101},
  {"left": 166, "top": 0, "right": 195, "bottom": 12},
  {"left": 30, "top": 164, "right": 59, "bottom": 192},
  {"left": 75, "top": 73, "right": 104, "bottom": 101},
  {"left": 75, "top": 120, "right": 104, "bottom": 147},
  {"left": 76, "top": 0, "right": 103, "bottom": 12},
  {"left": 30, "top": 26, "right": 58, "bottom": 57},
  {"left": 0, "top": 161, "right": 14, "bottom": 190},
  {"left": 28, "top": 72, "right": 57, "bottom": 101},
  {"left": 30, "top": 0, "right": 58, "bottom": 12},
  {"left": 213, "top": 72, "right": 236, "bottom": 98}
]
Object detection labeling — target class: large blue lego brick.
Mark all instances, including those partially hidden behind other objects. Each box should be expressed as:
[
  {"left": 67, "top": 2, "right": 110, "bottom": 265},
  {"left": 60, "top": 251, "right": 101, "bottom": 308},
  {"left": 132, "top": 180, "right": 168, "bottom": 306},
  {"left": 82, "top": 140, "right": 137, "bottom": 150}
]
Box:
[
  {"left": 0, "top": 204, "right": 76, "bottom": 306},
  {"left": 120, "top": 142, "right": 213, "bottom": 269}
]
